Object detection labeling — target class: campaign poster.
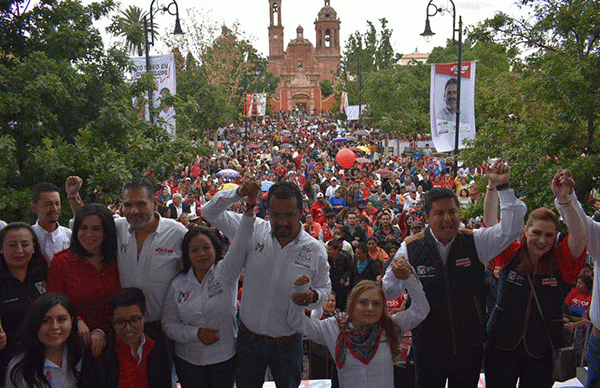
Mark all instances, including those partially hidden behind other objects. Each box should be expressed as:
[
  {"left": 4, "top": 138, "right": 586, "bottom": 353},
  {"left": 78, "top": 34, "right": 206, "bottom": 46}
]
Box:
[
  {"left": 430, "top": 62, "right": 476, "bottom": 153},
  {"left": 131, "top": 54, "right": 177, "bottom": 137},
  {"left": 244, "top": 93, "right": 267, "bottom": 117}
]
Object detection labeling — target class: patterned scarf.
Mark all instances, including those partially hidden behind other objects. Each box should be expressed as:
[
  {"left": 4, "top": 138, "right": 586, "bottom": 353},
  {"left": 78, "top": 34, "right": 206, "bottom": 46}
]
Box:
[
  {"left": 356, "top": 259, "right": 369, "bottom": 274},
  {"left": 335, "top": 316, "right": 382, "bottom": 369}
]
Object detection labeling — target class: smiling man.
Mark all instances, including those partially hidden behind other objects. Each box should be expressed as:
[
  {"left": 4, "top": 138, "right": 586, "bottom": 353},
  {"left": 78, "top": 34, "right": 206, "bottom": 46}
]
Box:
[
  {"left": 201, "top": 179, "right": 331, "bottom": 388},
  {"left": 382, "top": 161, "right": 527, "bottom": 388}
]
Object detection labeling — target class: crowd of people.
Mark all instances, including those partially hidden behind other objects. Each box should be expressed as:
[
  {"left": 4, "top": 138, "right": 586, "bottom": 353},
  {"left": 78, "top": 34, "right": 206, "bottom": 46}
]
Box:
[{"left": 0, "top": 116, "right": 599, "bottom": 388}]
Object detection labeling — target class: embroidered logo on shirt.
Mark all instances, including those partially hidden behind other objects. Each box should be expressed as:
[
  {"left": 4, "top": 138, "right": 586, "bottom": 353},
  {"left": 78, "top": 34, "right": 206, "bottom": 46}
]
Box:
[
  {"left": 507, "top": 270, "right": 524, "bottom": 286},
  {"left": 294, "top": 246, "right": 313, "bottom": 269},
  {"left": 155, "top": 247, "right": 174, "bottom": 254},
  {"left": 416, "top": 266, "right": 436, "bottom": 278},
  {"left": 541, "top": 277, "right": 558, "bottom": 287},
  {"left": 255, "top": 243, "right": 265, "bottom": 252},
  {"left": 35, "top": 281, "right": 47, "bottom": 294},
  {"left": 207, "top": 279, "right": 223, "bottom": 298},
  {"left": 177, "top": 292, "right": 190, "bottom": 303},
  {"left": 455, "top": 258, "right": 472, "bottom": 267}
]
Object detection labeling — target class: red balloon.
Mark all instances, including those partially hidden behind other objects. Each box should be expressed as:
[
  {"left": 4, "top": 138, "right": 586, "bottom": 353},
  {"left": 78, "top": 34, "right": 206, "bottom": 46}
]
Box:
[{"left": 336, "top": 148, "right": 356, "bottom": 168}]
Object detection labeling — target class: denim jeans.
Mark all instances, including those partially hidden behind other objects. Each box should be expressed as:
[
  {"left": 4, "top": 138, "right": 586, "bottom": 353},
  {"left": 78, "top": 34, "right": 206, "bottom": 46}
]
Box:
[
  {"left": 174, "top": 355, "right": 235, "bottom": 388},
  {"left": 234, "top": 328, "right": 302, "bottom": 388},
  {"left": 587, "top": 329, "right": 600, "bottom": 388}
]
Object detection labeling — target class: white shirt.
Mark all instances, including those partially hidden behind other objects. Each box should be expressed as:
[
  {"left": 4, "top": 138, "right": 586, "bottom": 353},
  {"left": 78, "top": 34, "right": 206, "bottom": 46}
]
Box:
[
  {"left": 5, "top": 351, "right": 81, "bottom": 388},
  {"left": 162, "top": 216, "right": 249, "bottom": 365},
  {"left": 201, "top": 187, "right": 331, "bottom": 337},
  {"left": 557, "top": 192, "right": 600, "bottom": 328},
  {"left": 383, "top": 188, "right": 527, "bottom": 299},
  {"left": 31, "top": 221, "right": 71, "bottom": 262},
  {"left": 326, "top": 184, "right": 340, "bottom": 198},
  {"left": 115, "top": 215, "right": 188, "bottom": 322},
  {"left": 287, "top": 274, "right": 429, "bottom": 388}
]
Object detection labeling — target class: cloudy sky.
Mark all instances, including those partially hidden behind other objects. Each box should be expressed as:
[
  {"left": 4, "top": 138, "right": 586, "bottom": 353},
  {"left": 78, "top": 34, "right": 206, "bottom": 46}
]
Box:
[{"left": 95, "top": 0, "right": 528, "bottom": 57}]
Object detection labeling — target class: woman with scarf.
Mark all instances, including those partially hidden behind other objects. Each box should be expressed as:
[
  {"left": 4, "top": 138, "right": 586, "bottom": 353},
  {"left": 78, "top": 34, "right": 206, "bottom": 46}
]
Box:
[{"left": 288, "top": 259, "right": 429, "bottom": 388}]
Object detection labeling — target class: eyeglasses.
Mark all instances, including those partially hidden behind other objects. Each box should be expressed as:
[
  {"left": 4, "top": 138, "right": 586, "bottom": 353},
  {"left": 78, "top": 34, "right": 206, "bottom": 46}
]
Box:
[{"left": 113, "top": 316, "right": 143, "bottom": 329}]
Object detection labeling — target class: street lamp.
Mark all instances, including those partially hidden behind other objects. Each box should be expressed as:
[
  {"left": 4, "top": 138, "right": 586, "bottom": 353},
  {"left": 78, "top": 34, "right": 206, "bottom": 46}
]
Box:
[
  {"left": 144, "top": 0, "right": 184, "bottom": 123},
  {"left": 421, "top": 0, "right": 463, "bottom": 155}
]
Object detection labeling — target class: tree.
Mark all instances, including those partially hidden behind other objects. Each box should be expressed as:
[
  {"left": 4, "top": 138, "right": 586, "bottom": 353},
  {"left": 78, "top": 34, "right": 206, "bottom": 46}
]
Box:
[
  {"left": 320, "top": 79, "right": 334, "bottom": 99},
  {"left": 0, "top": 0, "right": 203, "bottom": 223},
  {"left": 341, "top": 18, "right": 401, "bottom": 106},
  {"left": 108, "top": 5, "right": 158, "bottom": 57}
]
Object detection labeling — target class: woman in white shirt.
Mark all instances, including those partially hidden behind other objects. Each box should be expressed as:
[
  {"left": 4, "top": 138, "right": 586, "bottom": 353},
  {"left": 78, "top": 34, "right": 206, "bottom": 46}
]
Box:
[
  {"left": 288, "top": 261, "right": 429, "bottom": 388},
  {"left": 5, "top": 293, "right": 82, "bottom": 388},
  {"left": 162, "top": 208, "right": 253, "bottom": 388}
]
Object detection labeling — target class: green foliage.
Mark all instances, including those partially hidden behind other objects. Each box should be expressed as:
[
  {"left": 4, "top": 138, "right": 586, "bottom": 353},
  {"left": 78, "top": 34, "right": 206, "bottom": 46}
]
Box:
[
  {"left": 107, "top": 5, "right": 157, "bottom": 57},
  {"left": 320, "top": 79, "right": 334, "bottom": 99},
  {"left": 0, "top": 0, "right": 212, "bottom": 223}
]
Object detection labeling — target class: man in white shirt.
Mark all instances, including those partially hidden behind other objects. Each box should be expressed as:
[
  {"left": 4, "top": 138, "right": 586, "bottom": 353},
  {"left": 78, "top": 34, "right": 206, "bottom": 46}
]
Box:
[
  {"left": 30, "top": 182, "right": 71, "bottom": 262},
  {"left": 325, "top": 177, "right": 340, "bottom": 198},
  {"left": 201, "top": 180, "right": 331, "bottom": 388}
]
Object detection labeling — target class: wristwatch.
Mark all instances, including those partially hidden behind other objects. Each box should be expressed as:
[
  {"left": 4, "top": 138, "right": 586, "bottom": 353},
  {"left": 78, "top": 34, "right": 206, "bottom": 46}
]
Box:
[{"left": 309, "top": 288, "right": 318, "bottom": 303}]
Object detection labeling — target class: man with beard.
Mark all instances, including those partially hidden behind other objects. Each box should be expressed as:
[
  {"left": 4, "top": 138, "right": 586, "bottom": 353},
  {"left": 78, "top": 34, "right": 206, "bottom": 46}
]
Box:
[{"left": 201, "top": 180, "right": 331, "bottom": 388}]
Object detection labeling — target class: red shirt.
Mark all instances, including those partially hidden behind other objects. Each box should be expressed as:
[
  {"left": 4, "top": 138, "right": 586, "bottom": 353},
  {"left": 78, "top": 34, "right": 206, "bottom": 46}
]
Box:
[
  {"left": 47, "top": 249, "right": 121, "bottom": 333},
  {"left": 490, "top": 237, "right": 585, "bottom": 284},
  {"left": 115, "top": 334, "right": 156, "bottom": 388}
]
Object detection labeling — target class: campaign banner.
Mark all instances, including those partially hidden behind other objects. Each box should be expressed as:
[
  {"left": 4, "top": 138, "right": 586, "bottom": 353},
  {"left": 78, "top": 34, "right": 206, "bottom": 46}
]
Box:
[
  {"left": 131, "top": 54, "right": 177, "bottom": 137},
  {"left": 429, "top": 62, "right": 476, "bottom": 153},
  {"left": 245, "top": 93, "right": 267, "bottom": 117}
]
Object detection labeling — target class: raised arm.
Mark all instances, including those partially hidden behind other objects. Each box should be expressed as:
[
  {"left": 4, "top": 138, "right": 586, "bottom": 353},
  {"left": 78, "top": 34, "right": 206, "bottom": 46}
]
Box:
[
  {"left": 65, "top": 176, "right": 84, "bottom": 216},
  {"left": 474, "top": 161, "right": 527, "bottom": 264},
  {"left": 552, "top": 169, "right": 586, "bottom": 259}
]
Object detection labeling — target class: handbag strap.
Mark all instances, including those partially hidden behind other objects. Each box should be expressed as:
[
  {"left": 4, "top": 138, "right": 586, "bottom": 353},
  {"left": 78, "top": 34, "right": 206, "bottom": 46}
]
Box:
[{"left": 527, "top": 274, "right": 557, "bottom": 352}]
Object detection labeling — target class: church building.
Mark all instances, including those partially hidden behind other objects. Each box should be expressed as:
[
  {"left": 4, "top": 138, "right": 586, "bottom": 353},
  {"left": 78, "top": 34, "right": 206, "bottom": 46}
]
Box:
[{"left": 267, "top": 0, "right": 341, "bottom": 115}]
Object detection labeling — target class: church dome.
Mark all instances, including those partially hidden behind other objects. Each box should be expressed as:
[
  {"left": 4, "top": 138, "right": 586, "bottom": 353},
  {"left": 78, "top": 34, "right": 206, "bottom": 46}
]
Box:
[{"left": 317, "top": 0, "right": 337, "bottom": 20}]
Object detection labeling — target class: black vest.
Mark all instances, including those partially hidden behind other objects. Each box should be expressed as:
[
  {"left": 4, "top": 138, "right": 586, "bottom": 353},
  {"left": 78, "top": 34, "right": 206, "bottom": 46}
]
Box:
[
  {"left": 407, "top": 228, "right": 486, "bottom": 354},
  {"left": 487, "top": 252, "right": 566, "bottom": 358}
]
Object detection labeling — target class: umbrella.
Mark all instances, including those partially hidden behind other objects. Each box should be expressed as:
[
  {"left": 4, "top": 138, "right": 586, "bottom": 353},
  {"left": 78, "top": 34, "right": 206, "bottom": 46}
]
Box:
[
  {"left": 261, "top": 180, "right": 275, "bottom": 192},
  {"left": 356, "top": 157, "right": 371, "bottom": 164},
  {"left": 344, "top": 136, "right": 357, "bottom": 141},
  {"left": 221, "top": 182, "right": 239, "bottom": 191},
  {"left": 280, "top": 143, "right": 293, "bottom": 149},
  {"left": 332, "top": 137, "right": 347, "bottom": 143},
  {"left": 250, "top": 133, "right": 265, "bottom": 139},
  {"left": 350, "top": 147, "right": 363, "bottom": 153},
  {"left": 281, "top": 129, "right": 292, "bottom": 136},
  {"left": 246, "top": 143, "right": 259, "bottom": 149},
  {"left": 358, "top": 145, "right": 371, "bottom": 153},
  {"left": 216, "top": 169, "right": 241, "bottom": 180},
  {"left": 375, "top": 169, "right": 393, "bottom": 175},
  {"left": 353, "top": 129, "right": 370, "bottom": 137}
]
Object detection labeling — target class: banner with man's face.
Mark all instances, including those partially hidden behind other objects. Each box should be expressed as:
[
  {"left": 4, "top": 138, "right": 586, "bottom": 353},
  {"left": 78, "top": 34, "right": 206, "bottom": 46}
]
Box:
[
  {"left": 244, "top": 93, "right": 267, "bottom": 117},
  {"left": 131, "top": 54, "right": 177, "bottom": 137},
  {"left": 430, "top": 62, "right": 476, "bottom": 153}
]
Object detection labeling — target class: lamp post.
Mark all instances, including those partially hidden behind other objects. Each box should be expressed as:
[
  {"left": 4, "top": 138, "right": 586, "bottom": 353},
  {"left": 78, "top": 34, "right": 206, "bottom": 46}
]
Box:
[
  {"left": 420, "top": 0, "right": 462, "bottom": 155},
  {"left": 144, "top": 0, "right": 184, "bottom": 123},
  {"left": 338, "top": 52, "right": 362, "bottom": 126}
]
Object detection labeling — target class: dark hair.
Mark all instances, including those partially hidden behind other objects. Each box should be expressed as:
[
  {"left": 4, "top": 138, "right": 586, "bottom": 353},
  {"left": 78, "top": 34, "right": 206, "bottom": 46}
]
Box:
[
  {"left": 8, "top": 293, "right": 81, "bottom": 388},
  {"left": 325, "top": 212, "right": 336, "bottom": 219},
  {"left": 355, "top": 242, "right": 368, "bottom": 255},
  {"left": 122, "top": 177, "right": 155, "bottom": 201},
  {"left": 578, "top": 275, "right": 593, "bottom": 294},
  {"left": 70, "top": 204, "right": 117, "bottom": 263},
  {"left": 159, "top": 206, "right": 171, "bottom": 218},
  {"left": 181, "top": 226, "right": 224, "bottom": 274},
  {"left": 327, "top": 238, "right": 342, "bottom": 250},
  {"left": 367, "top": 236, "right": 378, "bottom": 244},
  {"left": 31, "top": 182, "right": 59, "bottom": 203},
  {"left": 267, "top": 181, "right": 302, "bottom": 210},
  {"left": 110, "top": 287, "right": 147, "bottom": 315},
  {"left": 444, "top": 77, "right": 458, "bottom": 91},
  {"left": 424, "top": 187, "right": 459, "bottom": 214},
  {"left": 0, "top": 222, "right": 47, "bottom": 272}
]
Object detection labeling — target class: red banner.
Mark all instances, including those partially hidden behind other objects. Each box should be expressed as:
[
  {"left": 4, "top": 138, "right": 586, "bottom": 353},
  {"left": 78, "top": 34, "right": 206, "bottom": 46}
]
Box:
[{"left": 435, "top": 62, "right": 472, "bottom": 79}]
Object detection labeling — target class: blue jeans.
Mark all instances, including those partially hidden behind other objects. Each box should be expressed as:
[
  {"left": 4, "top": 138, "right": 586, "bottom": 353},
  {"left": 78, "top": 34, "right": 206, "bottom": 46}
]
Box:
[
  {"left": 587, "top": 329, "right": 600, "bottom": 388},
  {"left": 234, "top": 328, "right": 302, "bottom": 388}
]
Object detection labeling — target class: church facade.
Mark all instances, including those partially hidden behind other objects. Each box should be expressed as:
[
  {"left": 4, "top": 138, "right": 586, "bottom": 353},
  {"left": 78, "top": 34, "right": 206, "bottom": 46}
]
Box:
[{"left": 267, "top": 0, "right": 341, "bottom": 115}]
